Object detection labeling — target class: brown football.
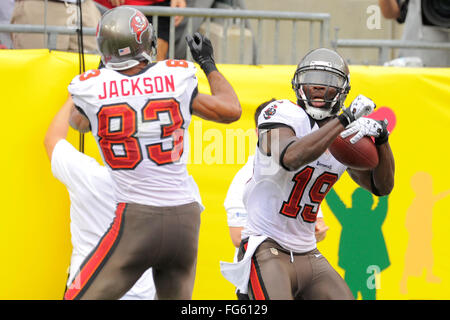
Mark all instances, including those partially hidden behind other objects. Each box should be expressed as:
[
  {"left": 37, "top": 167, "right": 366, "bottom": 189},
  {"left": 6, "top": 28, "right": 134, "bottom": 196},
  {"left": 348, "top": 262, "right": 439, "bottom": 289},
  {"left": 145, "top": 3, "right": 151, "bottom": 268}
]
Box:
[{"left": 329, "top": 133, "right": 379, "bottom": 170}]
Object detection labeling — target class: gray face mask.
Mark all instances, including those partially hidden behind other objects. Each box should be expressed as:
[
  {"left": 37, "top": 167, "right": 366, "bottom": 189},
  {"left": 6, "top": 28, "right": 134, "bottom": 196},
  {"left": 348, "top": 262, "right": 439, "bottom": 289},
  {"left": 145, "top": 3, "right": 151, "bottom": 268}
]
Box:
[{"left": 291, "top": 48, "right": 350, "bottom": 120}]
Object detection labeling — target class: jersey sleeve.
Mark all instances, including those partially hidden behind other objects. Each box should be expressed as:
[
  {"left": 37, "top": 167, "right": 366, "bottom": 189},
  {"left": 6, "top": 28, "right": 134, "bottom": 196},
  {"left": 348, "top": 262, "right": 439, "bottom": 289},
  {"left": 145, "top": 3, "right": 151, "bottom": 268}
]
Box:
[
  {"left": 184, "top": 60, "right": 198, "bottom": 78},
  {"left": 51, "top": 139, "right": 102, "bottom": 192},
  {"left": 257, "top": 100, "right": 306, "bottom": 133},
  {"left": 257, "top": 99, "right": 313, "bottom": 139},
  {"left": 68, "top": 69, "right": 101, "bottom": 110},
  {"left": 158, "top": 60, "right": 199, "bottom": 115},
  {"left": 161, "top": 59, "right": 198, "bottom": 85},
  {"left": 223, "top": 156, "right": 254, "bottom": 227},
  {"left": 173, "top": 60, "right": 198, "bottom": 95},
  {"left": 182, "top": 61, "right": 199, "bottom": 114}
]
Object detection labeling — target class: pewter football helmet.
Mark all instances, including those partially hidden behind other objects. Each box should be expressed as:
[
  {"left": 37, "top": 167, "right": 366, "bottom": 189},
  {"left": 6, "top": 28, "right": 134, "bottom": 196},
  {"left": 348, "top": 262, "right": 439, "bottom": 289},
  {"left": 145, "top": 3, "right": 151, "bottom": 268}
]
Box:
[
  {"left": 96, "top": 6, "right": 157, "bottom": 70},
  {"left": 292, "top": 48, "right": 350, "bottom": 120}
]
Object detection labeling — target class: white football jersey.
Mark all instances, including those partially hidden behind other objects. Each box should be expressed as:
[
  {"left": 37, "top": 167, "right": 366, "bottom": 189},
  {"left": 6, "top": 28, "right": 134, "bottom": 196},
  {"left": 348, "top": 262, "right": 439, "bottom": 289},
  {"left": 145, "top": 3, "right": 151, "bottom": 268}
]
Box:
[
  {"left": 51, "top": 139, "right": 155, "bottom": 300},
  {"left": 242, "top": 99, "right": 347, "bottom": 253},
  {"left": 224, "top": 154, "right": 324, "bottom": 229},
  {"left": 68, "top": 60, "right": 202, "bottom": 207},
  {"left": 224, "top": 155, "right": 254, "bottom": 228}
]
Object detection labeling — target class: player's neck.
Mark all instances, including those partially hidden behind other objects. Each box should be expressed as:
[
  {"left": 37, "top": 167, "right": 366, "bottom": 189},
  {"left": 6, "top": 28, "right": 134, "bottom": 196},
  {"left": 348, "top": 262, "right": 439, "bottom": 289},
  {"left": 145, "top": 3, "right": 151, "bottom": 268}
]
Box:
[{"left": 119, "top": 61, "right": 149, "bottom": 76}]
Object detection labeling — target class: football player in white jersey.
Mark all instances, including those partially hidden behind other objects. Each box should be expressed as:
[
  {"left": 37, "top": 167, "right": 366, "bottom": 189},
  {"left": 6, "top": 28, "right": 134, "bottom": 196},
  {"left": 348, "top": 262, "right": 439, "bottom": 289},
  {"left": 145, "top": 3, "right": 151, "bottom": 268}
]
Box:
[
  {"left": 44, "top": 96, "right": 155, "bottom": 300},
  {"left": 63, "top": 7, "right": 241, "bottom": 300},
  {"left": 224, "top": 99, "right": 329, "bottom": 249},
  {"left": 225, "top": 48, "right": 395, "bottom": 300},
  {"left": 223, "top": 100, "right": 331, "bottom": 301}
]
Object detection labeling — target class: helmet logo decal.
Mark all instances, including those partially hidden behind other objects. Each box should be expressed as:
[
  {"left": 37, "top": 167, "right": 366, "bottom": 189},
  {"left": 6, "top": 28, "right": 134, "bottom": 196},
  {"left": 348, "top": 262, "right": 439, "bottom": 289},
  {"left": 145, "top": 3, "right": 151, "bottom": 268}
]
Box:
[
  {"left": 263, "top": 105, "right": 278, "bottom": 120},
  {"left": 130, "top": 10, "right": 148, "bottom": 44}
]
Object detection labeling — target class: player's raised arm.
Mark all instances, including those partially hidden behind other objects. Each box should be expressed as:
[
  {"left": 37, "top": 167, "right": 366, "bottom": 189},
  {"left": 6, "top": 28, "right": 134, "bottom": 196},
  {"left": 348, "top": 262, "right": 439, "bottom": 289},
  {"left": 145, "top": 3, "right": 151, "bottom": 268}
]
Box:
[
  {"left": 186, "top": 32, "right": 241, "bottom": 123},
  {"left": 260, "top": 95, "right": 375, "bottom": 172}
]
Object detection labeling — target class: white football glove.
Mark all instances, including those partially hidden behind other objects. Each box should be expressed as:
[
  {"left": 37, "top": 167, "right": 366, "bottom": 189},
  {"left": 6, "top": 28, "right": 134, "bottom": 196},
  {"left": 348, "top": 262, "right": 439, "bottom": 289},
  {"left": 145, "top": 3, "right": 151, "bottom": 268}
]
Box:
[
  {"left": 338, "top": 94, "right": 376, "bottom": 126},
  {"left": 341, "top": 117, "right": 389, "bottom": 144}
]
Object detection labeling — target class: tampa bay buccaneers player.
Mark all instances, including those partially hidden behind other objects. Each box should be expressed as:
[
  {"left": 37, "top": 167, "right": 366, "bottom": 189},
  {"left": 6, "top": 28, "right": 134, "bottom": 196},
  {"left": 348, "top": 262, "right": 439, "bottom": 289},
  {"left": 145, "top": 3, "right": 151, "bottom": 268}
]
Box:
[
  {"left": 44, "top": 96, "right": 155, "bottom": 300},
  {"left": 63, "top": 6, "right": 240, "bottom": 300},
  {"left": 222, "top": 48, "right": 395, "bottom": 300}
]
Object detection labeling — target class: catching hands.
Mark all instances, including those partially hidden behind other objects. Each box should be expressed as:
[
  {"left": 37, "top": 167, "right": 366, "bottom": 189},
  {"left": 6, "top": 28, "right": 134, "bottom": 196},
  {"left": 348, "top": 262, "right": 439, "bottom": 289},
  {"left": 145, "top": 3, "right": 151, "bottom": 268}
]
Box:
[
  {"left": 185, "top": 32, "right": 217, "bottom": 76},
  {"left": 341, "top": 117, "right": 389, "bottom": 144},
  {"left": 338, "top": 94, "right": 376, "bottom": 126}
]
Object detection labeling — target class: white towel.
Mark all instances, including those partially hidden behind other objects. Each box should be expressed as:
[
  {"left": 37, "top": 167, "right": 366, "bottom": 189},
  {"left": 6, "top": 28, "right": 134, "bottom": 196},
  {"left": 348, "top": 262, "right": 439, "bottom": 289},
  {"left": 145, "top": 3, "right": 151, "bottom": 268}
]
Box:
[{"left": 219, "top": 235, "right": 267, "bottom": 294}]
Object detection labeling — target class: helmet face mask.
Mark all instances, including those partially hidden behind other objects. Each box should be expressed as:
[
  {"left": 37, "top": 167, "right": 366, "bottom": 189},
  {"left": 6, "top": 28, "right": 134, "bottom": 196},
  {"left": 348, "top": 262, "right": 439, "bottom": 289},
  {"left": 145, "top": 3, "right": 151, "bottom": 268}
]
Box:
[
  {"left": 96, "top": 6, "right": 157, "bottom": 70},
  {"left": 292, "top": 49, "right": 350, "bottom": 120}
]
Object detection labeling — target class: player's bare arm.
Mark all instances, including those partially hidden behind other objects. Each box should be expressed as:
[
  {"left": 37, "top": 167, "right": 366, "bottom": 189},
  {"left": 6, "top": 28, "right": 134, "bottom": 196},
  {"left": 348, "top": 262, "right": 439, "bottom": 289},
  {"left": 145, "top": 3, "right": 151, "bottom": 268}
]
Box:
[
  {"left": 44, "top": 95, "right": 75, "bottom": 160},
  {"left": 347, "top": 142, "right": 395, "bottom": 196},
  {"left": 260, "top": 118, "right": 345, "bottom": 171},
  {"left": 186, "top": 32, "right": 241, "bottom": 123},
  {"left": 342, "top": 116, "right": 395, "bottom": 196},
  {"left": 261, "top": 95, "right": 375, "bottom": 171},
  {"left": 192, "top": 71, "right": 241, "bottom": 123},
  {"left": 229, "top": 226, "right": 244, "bottom": 248},
  {"left": 315, "top": 217, "right": 329, "bottom": 242},
  {"left": 69, "top": 104, "right": 91, "bottom": 133}
]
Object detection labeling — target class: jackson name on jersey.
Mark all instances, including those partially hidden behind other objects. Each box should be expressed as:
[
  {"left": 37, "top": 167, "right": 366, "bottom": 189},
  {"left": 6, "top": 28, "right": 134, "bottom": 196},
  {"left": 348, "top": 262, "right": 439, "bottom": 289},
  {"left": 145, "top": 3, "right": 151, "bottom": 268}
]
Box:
[{"left": 97, "top": 72, "right": 176, "bottom": 100}]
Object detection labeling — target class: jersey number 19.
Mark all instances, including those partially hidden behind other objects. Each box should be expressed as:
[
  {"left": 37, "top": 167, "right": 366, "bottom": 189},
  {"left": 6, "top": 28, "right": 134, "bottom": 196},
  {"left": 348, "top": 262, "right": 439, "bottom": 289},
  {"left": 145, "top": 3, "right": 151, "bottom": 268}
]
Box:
[{"left": 280, "top": 166, "right": 338, "bottom": 222}]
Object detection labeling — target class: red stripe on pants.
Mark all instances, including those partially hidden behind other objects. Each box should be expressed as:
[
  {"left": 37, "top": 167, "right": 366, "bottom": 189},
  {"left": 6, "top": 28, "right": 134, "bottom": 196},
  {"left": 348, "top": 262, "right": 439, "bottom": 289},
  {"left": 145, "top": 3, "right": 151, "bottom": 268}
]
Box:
[
  {"left": 244, "top": 242, "right": 266, "bottom": 300},
  {"left": 64, "top": 203, "right": 126, "bottom": 300}
]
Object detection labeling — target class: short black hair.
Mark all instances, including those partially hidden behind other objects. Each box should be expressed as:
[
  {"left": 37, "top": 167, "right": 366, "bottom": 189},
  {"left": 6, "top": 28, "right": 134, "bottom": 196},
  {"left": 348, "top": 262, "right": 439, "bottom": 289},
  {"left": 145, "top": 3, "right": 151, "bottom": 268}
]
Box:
[{"left": 254, "top": 98, "right": 277, "bottom": 127}]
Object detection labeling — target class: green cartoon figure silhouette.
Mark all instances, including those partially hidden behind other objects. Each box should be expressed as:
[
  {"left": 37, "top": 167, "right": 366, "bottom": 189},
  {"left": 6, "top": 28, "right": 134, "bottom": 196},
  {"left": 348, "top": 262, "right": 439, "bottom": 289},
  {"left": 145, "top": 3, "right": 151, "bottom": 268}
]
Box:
[{"left": 326, "top": 187, "right": 390, "bottom": 300}]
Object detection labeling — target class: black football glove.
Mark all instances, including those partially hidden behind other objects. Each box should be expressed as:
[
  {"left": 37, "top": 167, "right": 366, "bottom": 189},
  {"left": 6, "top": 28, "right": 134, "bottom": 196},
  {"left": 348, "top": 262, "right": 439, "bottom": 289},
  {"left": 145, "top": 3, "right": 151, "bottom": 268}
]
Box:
[{"left": 185, "top": 32, "right": 217, "bottom": 76}]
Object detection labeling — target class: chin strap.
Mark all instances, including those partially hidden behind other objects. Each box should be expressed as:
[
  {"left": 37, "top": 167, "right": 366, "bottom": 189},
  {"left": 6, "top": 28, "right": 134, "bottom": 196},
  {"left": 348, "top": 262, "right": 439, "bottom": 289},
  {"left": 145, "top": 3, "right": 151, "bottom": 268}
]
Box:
[{"left": 297, "top": 86, "right": 342, "bottom": 121}]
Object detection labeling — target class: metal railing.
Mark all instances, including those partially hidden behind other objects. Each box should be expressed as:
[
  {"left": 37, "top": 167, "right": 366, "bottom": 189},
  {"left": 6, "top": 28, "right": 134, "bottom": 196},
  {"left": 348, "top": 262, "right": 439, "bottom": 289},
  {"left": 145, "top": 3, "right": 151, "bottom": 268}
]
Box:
[
  {"left": 131, "top": 6, "right": 330, "bottom": 65},
  {"left": 0, "top": 24, "right": 95, "bottom": 52},
  {"left": 6, "top": 5, "right": 448, "bottom": 66},
  {"left": 0, "top": 6, "right": 331, "bottom": 65},
  {"left": 331, "top": 38, "right": 450, "bottom": 65}
]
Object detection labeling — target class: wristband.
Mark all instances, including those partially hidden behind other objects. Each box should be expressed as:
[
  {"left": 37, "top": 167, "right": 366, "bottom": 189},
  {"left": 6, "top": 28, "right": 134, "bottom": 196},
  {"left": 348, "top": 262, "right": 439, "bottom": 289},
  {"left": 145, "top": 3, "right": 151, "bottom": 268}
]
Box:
[
  {"left": 337, "top": 113, "right": 350, "bottom": 127},
  {"left": 375, "top": 133, "right": 389, "bottom": 145},
  {"left": 200, "top": 60, "right": 218, "bottom": 76}
]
